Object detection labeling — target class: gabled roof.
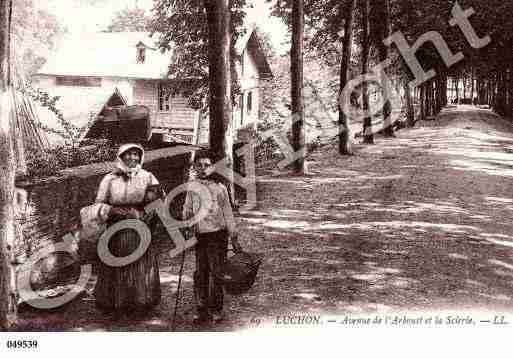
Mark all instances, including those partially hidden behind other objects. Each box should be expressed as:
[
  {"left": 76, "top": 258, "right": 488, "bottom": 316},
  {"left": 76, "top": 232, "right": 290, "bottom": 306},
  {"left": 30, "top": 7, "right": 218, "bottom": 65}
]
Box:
[
  {"left": 37, "top": 32, "right": 171, "bottom": 80},
  {"left": 35, "top": 86, "right": 127, "bottom": 146},
  {"left": 36, "top": 29, "right": 272, "bottom": 80},
  {"left": 243, "top": 30, "right": 273, "bottom": 79}
]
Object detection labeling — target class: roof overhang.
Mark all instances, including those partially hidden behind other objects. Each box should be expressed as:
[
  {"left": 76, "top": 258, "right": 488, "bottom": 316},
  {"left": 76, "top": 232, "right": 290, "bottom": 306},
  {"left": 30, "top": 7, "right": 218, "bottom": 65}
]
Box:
[{"left": 236, "top": 28, "right": 274, "bottom": 80}]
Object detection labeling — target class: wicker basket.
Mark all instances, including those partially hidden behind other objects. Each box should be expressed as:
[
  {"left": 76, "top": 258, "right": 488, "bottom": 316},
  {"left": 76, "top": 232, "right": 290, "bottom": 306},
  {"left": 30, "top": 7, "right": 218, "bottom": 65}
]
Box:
[{"left": 218, "top": 249, "right": 264, "bottom": 295}]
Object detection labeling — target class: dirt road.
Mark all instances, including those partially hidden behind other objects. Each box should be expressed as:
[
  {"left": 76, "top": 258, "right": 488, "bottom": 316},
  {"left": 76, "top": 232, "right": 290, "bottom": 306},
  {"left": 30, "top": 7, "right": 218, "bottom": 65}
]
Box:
[{"left": 15, "top": 105, "right": 513, "bottom": 331}]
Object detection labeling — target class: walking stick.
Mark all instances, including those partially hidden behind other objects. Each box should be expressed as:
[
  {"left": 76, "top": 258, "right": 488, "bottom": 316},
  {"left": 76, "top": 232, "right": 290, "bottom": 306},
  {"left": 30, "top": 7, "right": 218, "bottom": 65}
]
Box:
[{"left": 171, "top": 250, "right": 186, "bottom": 331}]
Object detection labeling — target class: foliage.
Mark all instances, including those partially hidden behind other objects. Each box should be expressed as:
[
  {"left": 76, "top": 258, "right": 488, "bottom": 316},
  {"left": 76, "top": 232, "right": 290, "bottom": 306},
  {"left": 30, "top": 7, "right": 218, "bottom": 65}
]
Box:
[
  {"left": 259, "top": 42, "right": 339, "bottom": 145},
  {"left": 149, "top": 0, "right": 249, "bottom": 109},
  {"left": 22, "top": 85, "right": 95, "bottom": 149},
  {"left": 11, "top": 0, "right": 65, "bottom": 76},
  {"left": 19, "top": 84, "right": 117, "bottom": 179},
  {"left": 24, "top": 140, "right": 117, "bottom": 179},
  {"left": 106, "top": 7, "right": 152, "bottom": 32}
]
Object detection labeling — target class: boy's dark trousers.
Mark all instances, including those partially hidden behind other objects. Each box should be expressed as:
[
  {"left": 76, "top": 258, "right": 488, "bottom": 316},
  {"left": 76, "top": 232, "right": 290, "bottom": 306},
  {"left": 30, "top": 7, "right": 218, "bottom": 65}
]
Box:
[{"left": 194, "top": 229, "right": 229, "bottom": 317}]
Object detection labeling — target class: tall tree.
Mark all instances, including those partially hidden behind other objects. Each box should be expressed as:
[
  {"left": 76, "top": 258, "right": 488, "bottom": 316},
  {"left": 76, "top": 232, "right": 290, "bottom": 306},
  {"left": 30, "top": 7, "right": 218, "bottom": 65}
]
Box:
[
  {"left": 361, "top": 0, "right": 373, "bottom": 144},
  {"left": 204, "top": 0, "right": 233, "bottom": 168},
  {"left": 0, "top": 0, "right": 16, "bottom": 329},
  {"left": 404, "top": 81, "right": 415, "bottom": 127},
  {"left": 377, "top": 0, "right": 394, "bottom": 137},
  {"left": 338, "top": 0, "right": 356, "bottom": 155},
  {"left": 290, "top": 0, "right": 305, "bottom": 173}
]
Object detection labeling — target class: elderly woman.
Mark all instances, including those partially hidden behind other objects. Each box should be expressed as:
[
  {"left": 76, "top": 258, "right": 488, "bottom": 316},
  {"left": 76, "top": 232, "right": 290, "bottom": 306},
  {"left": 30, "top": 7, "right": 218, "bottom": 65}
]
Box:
[{"left": 94, "top": 143, "right": 161, "bottom": 313}]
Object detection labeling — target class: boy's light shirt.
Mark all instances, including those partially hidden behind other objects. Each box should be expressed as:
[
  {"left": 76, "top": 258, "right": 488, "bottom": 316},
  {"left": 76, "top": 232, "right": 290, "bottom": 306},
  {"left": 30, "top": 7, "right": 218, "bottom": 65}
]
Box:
[{"left": 183, "top": 179, "right": 236, "bottom": 235}]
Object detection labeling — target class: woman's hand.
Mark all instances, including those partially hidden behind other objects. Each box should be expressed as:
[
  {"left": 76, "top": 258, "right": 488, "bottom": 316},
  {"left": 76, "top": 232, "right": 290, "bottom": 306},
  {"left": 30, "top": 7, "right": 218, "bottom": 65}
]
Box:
[
  {"left": 126, "top": 207, "right": 142, "bottom": 219},
  {"left": 109, "top": 206, "right": 125, "bottom": 219},
  {"left": 109, "top": 207, "right": 142, "bottom": 220}
]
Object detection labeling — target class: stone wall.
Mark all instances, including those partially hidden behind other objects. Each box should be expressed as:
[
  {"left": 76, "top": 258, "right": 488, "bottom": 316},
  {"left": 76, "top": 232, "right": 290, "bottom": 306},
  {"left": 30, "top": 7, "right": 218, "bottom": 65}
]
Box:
[{"left": 14, "top": 146, "right": 195, "bottom": 291}]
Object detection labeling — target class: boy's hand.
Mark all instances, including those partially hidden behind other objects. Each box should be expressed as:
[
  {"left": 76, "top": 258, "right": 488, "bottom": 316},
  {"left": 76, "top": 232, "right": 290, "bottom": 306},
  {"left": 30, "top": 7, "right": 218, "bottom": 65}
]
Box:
[
  {"left": 183, "top": 227, "right": 195, "bottom": 241},
  {"left": 230, "top": 233, "right": 243, "bottom": 253}
]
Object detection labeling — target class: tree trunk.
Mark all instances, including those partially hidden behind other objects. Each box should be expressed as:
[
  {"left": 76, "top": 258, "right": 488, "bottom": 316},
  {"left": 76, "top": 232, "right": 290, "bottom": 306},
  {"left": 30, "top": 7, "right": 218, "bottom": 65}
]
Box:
[
  {"left": 361, "top": 0, "right": 373, "bottom": 144},
  {"left": 379, "top": 0, "right": 394, "bottom": 137},
  {"left": 499, "top": 70, "right": 507, "bottom": 115},
  {"left": 447, "top": 77, "right": 455, "bottom": 101},
  {"left": 432, "top": 80, "right": 437, "bottom": 114},
  {"left": 437, "top": 74, "right": 446, "bottom": 112},
  {"left": 204, "top": 0, "right": 233, "bottom": 178},
  {"left": 463, "top": 75, "right": 467, "bottom": 100},
  {"left": 483, "top": 78, "right": 486, "bottom": 105},
  {"left": 455, "top": 76, "right": 460, "bottom": 104},
  {"left": 425, "top": 80, "right": 433, "bottom": 118},
  {"left": 435, "top": 76, "right": 441, "bottom": 113},
  {"left": 420, "top": 83, "right": 426, "bottom": 121},
  {"left": 404, "top": 81, "right": 415, "bottom": 127},
  {"left": 492, "top": 73, "right": 497, "bottom": 108},
  {"left": 443, "top": 75, "right": 449, "bottom": 107},
  {"left": 493, "top": 72, "right": 498, "bottom": 111},
  {"left": 505, "top": 68, "right": 510, "bottom": 116},
  {"left": 476, "top": 77, "right": 481, "bottom": 104},
  {"left": 0, "top": 0, "right": 16, "bottom": 330},
  {"left": 430, "top": 80, "right": 434, "bottom": 115},
  {"left": 470, "top": 66, "right": 475, "bottom": 104},
  {"left": 290, "top": 0, "right": 305, "bottom": 173},
  {"left": 338, "top": 0, "right": 356, "bottom": 155},
  {"left": 434, "top": 79, "right": 439, "bottom": 112},
  {"left": 487, "top": 77, "right": 491, "bottom": 106},
  {"left": 437, "top": 77, "right": 441, "bottom": 112},
  {"left": 430, "top": 80, "right": 435, "bottom": 115},
  {"left": 489, "top": 77, "right": 493, "bottom": 106},
  {"left": 508, "top": 67, "right": 513, "bottom": 116},
  {"left": 441, "top": 77, "right": 445, "bottom": 108}
]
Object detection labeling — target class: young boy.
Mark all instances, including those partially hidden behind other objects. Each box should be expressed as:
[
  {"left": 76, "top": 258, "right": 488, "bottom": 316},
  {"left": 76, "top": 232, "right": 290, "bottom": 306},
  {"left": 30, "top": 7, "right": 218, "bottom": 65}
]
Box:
[{"left": 183, "top": 150, "right": 237, "bottom": 325}]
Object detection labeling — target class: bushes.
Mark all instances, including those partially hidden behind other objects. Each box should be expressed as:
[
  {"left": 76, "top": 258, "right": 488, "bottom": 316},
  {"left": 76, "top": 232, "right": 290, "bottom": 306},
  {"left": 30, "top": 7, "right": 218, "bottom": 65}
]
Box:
[
  {"left": 234, "top": 124, "right": 284, "bottom": 167},
  {"left": 235, "top": 120, "right": 326, "bottom": 169},
  {"left": 24, "top": 140, "right": 117, "bottom": 179}
]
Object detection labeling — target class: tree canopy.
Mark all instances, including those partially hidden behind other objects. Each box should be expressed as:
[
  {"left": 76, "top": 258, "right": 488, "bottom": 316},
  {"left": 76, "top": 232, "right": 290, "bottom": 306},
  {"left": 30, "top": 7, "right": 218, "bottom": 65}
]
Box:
[
  {"left": 149, "top": 0, "right": 249, "bottom": 108},
  {"left": 106, "top": 7, "right": 151, "bottom": 32},
  {"left": 12, "top": 0, "right": 64, "bottom": 76}
]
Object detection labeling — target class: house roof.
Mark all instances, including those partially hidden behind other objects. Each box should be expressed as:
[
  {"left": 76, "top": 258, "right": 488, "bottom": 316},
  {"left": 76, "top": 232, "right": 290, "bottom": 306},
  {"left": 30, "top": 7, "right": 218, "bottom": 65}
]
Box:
[
  {"left": 37, "top": 32, "right": 171, "bottom": 80},
  {"left": 244, "top": 30, "right": 273, "bottom": 79},
  {"left": 36, "top": 29, "right": 272, "bottom": 80},
  {"left": 35, "top": 86, "right": 127, "bottom": 146}
]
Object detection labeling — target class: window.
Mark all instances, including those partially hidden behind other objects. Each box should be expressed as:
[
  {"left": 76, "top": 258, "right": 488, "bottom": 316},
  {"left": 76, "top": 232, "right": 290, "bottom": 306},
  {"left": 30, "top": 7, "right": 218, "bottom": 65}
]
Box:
[
  {"left": 247, "top": 91, "right": 252, "bottom": 114},
  {"left": 56, "top": 76, "right": 101, "bottom": 87},
  {"left": 158, "top": 83, "right": 172, "bottom": 112},
  {"left": 136, "top": 42, "right": 147, "bottom": 64},
  {"left": 136, "top": 47, "right": 145, "bottom": 64}
]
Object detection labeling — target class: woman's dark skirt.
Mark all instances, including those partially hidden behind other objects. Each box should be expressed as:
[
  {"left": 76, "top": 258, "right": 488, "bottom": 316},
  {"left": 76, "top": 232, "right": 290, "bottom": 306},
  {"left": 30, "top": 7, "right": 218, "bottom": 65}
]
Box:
[{"left": 94, "top": 225, "right": 161, "bottom": 313}]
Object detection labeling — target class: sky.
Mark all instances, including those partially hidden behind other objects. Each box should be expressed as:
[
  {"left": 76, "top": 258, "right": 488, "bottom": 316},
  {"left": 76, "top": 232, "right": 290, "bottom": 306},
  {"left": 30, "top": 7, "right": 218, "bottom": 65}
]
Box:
[{"left": 40, "top": 0, "right": 289, "bottom": 54}]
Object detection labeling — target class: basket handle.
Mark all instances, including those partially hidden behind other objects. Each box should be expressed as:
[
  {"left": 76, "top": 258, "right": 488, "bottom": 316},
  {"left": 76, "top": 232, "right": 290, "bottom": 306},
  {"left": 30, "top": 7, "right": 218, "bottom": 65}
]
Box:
[{"left": 230, "top": 233, "right": 243, "bottom": 253}]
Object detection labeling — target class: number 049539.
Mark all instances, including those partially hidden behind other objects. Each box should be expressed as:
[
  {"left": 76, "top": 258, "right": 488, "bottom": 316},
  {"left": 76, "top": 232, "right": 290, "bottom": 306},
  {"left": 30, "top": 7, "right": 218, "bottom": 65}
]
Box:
[{"left": 6, "top": 340, "right": 38, "bottom": 349}]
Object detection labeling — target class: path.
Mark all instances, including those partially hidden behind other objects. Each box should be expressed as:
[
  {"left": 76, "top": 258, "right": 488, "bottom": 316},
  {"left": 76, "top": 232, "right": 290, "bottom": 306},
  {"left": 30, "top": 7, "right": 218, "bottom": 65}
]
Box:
[{"left": 15, "top": 105, "right": 513, "bottom": 331}]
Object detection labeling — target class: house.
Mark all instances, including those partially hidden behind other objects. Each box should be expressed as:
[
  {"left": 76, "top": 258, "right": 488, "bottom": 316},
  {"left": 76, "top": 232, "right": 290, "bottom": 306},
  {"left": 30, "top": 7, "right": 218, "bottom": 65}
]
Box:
[{"left": 32, "top": 30, "right": 273, "bottom": 146}]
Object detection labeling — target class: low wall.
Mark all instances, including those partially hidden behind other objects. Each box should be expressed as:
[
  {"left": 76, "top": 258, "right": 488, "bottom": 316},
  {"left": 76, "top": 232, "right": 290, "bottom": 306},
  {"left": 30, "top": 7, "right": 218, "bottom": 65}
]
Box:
[{"left": 14, "top": 145, "right": 195, "bottom": 291}]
